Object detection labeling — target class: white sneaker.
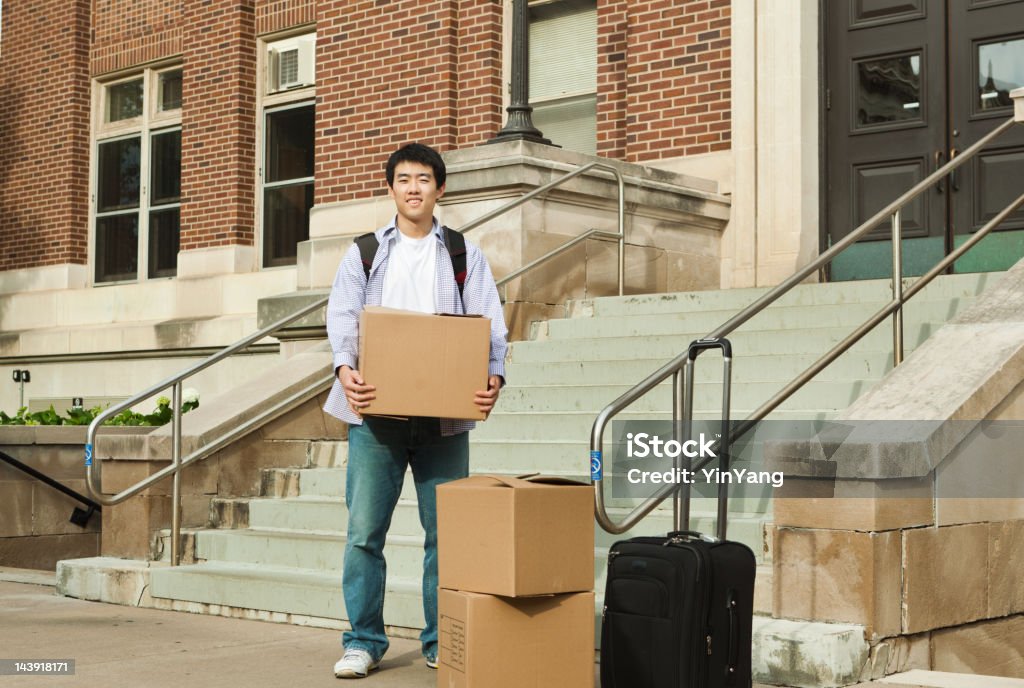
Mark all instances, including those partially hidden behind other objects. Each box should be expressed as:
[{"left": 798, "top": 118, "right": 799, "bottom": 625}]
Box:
[{"left": 334, "top": 648, "right": 379, "bottom": 679}]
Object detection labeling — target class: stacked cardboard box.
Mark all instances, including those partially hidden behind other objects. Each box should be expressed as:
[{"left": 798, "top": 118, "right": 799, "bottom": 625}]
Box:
[{"left": 437, "top": 475, "right": 596, "bottom": 687}]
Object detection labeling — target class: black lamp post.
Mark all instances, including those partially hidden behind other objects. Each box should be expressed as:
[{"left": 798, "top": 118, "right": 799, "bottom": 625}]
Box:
[{"left": 489, "top": 0, "right": 553, "bottom": 145}]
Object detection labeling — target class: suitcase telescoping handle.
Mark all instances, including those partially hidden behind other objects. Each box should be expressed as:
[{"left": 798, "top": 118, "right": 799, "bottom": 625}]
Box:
[{"left": 678, "top": 337, "right": 733, "bottom": 541}]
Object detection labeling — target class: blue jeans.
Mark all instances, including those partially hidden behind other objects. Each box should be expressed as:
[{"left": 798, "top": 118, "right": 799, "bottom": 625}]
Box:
[{"left": 342, "top": 416, "right": 469, "bottom": 662}]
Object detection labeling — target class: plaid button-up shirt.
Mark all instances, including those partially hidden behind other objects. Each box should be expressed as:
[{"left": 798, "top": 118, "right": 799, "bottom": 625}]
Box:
[{"left": 322, "top": 218, "right": 508, "bottom": 435}]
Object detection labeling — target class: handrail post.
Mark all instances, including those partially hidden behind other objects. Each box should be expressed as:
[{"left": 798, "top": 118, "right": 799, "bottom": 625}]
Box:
[
  {"left": 671, "top": 370, "right": 681, "bottom": 529},
  {"left": 678, "top": 357, "right": 696, "bottom": 532},
  {"left": 171, "top": 382, "right": 183, "bottom": 567},
  {"left": 617, "top": 167, "right": 625, "bottom": 296},
  {"left": 892, "top": 209, "right": 904, "bottom": 366}
]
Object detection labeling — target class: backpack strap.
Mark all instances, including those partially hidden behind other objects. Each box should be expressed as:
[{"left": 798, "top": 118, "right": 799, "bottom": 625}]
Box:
[
  {"left": 354, "top": 227, "right": 467, "bottom": 300},
  {"left": 441, "top": 226, "right": 468, "bottom": 298},
  {"left": 354, "top": 232, "right": 380, "bottom": 282}
]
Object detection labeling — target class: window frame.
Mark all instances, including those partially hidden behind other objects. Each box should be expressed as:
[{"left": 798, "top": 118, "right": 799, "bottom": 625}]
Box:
[
  {"left": 90, "top": 63, "right": 183, "bottom": 285},
  {"left": 519, "top": 0, "right": 599, "bottom": 155},
  {"left": 256, "top": 28, "right": 317, "bottom": 270}
]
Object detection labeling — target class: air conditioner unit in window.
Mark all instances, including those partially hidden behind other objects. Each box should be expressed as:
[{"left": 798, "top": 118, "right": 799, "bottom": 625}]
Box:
[{"left": 268, "top": 39, "right": 315, "bottom": 92}]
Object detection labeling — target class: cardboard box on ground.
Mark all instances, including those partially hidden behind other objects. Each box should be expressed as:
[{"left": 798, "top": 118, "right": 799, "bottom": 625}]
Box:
[
  {"left": 437, "top": 589, "right": 595, "bottom": 688},
  {"left": 437, "top": 475, "right": 597, "bottom": 688},
  {"left": 358, "top": 306, "right": 490, "bottom": 421}
]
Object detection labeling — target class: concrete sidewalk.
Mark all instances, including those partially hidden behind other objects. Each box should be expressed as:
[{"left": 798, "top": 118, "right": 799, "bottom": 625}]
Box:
[
  {"left": 0, "top": 577, "right": 435, "bottom": 688},
  {"left": 0, "top": 572, "right": 797, "bottom": 688}
]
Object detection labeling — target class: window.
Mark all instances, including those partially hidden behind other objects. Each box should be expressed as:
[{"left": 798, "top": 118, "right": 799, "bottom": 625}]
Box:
[
  {"left": 93, "top": 67, "right": 182, "bottom": 283},
  {"left": 262, "top": 103, "right": 314, "bottom": 267},
  {"left": 260, "top": 32, "right": 316, "bottom": 268},
  {"left": 529, "top": 0, "right": 597, "bottom": 155}
]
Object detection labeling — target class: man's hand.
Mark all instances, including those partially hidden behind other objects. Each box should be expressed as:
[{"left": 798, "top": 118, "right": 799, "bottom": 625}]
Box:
[
  {"left": 474, "top": 375, "right": 503, "bottom": 419},
  {"left": 338, "top": 366, "right": 376, "bottom": 416}
]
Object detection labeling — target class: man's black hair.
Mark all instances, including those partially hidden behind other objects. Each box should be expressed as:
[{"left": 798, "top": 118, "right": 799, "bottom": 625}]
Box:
[{"left": 385, "top": 142, "right": 447, "bottom": 189}]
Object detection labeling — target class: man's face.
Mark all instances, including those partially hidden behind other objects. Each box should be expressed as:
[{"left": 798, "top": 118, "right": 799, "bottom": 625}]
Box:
[{"left": 388, "top": 161, "right": 445, "bottom": 226}]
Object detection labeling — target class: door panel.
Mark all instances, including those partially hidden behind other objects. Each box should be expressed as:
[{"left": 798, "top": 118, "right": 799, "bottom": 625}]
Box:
[
  {"left": 850, "top": 0, "right": 927, "bottom": 28},
  {"left": 853, "top": 158, "right": 930, "bottom": 237},
  {"left": 827, "top": 0, "right": 1024, "bottom": 279},
  {"left": 949, "top": 2, "right": 1024, "bottom": 235},
  {"left": 826, "top": 1, "right": 946, "bottom": 248}
]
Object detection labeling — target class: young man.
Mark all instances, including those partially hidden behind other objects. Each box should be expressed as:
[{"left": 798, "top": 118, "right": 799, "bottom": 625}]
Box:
[{"left": 323, "top": 142, "right": 508, "bottom": 679}]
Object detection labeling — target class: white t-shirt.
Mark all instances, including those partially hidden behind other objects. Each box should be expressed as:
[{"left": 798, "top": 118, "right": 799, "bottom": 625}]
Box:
[{"left": 381, "top": 230, "right": 437, "bottom": 313}]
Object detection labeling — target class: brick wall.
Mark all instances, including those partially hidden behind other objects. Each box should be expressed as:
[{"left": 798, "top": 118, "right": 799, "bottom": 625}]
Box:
[
  {"left": 456, "top": 1, "right": 504, "bottom": 150},
  {"left": 0, "top": 1, "right": 92, "bottom": 272},
  {"left": 0, "top": 0, "right": 733, "bottom": 273},
  {"left": 257, "top": 0, "right": 316, "bottom": 36},
  {"left": 598, "top": 0, "right": 731, "bottom": 162},
  {"left": 315, "top": 0, "right": 462, "bottom": 203},
  {"left": 92, "top": 0, "right": 256, "bottom": 253},
  {"left": 92, "top": 0, "right": 183, "bottom": 75},
  {"left": 179, "top": 1, "right": 258, "bottom": 251}
]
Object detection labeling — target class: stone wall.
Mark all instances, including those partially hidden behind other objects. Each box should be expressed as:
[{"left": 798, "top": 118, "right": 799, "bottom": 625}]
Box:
[
  {"left": 0, "top": 427, "right": 132, "bottom": 570},
  {"left": 767, "top": 258, "right": 1024, "bottom": 681}
]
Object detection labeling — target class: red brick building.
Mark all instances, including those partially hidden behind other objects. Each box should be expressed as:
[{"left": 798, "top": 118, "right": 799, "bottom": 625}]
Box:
[{"left": 0, "top": 0, "right": 731, "bottom": 284}]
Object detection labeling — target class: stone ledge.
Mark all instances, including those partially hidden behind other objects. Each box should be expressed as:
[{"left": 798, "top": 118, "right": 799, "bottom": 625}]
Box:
[
  {"left": 881, "top": 669, "right": 1024, "bottom": 687},
  {"left": 56, "top": 556, "right": 161, "bottom": 607},
  {"left": 443, "top": 139, "right": 730, "bottom": 230},
  {"left": 96, "top": 343, "right": 335, "bottom": 465},
  {"left": 765, "top": 258, "right": 1024, "bottom": 481},
  {"left": 753, "top": 616, "right": 868, "bottom": 688}
]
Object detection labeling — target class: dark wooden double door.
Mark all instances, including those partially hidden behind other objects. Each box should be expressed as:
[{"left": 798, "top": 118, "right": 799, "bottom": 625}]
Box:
[{"left": 826, "top": 0, "right": 1024, "bottom": 265}]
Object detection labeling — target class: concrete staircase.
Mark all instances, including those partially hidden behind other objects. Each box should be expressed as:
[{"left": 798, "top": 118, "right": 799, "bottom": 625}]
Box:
[{"left": 61, "top": 270, "right": 1003, "bottom": 686}]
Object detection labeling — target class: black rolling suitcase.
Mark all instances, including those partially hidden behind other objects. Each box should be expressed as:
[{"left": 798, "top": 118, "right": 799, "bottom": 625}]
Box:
[{"left": 600, "top": 338, "right": 756, "bottom": 688}]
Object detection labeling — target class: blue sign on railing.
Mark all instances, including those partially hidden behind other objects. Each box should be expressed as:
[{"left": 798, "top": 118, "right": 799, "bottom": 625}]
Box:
[
  {"left": 590, "top": 450, "right": 602, "bottom": 481},
  {"left": 84, "top": 444, "right": 93, "bottom": 468}
]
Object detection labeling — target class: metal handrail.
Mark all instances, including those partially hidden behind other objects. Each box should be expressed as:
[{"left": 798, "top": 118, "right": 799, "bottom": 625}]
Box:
[
  {"left": 591, "top": 115, "right": 1023, "bottom": 534},
  {"left": 85, "top": 159, "right": 629, "bottom": 565},
  {"left": 495, "top": 229, "right": 621, "bottom": 301},
  {"left": 85, "top": 296, "right": 331, "bottom": 565},
  {"left": 463, "top": 161, "right": 627, "bottom": 297}
]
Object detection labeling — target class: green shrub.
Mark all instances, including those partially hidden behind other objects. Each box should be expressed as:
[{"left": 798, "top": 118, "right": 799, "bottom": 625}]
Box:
[{"left": 0, "top": 395, "right": 199, "bottom": 427}]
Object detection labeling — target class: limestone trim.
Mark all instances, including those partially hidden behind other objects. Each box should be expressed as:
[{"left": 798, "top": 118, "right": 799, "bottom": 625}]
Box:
[
  {"left": 0, "top": 265, "right": 88, "bottom": 296},
  {"left": 726, "top": 0, "right": 821, "bottom": 289},
  {"left": 767, "top": 258, "right": 1024, "bottom": 481},
  {"left": 176, "top": 245, "right": 260, "bottom": 279}
]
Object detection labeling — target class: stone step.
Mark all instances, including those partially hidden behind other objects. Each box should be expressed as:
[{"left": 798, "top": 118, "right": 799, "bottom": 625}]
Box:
[
  {"left": 878, "top": 670, "right": 1024, "bottom": 688},
  {"left": 508, "top": 323, "right": 939, "bottom": 363},
  {"left": 149, "top": 559, "right": 422, "bottom": 625},
  {"left": 568, "top": 271, "right": 999, "bottom": 318},
  {"left": 473, "top": 409, "right": 835, "bottom": 442},
  {"left": 544, "top": 297, "right": 975, "bottom": 341},
  {"left": 194, "top": 528, "right": 425, "bottom": 573},
  {"left": 240, "top": 494, "right": 769, "bottom": 562},
  {"left": 192, "top": 522, "right": 769, "bottom": 581},
  {"left": 268, "top": 463, "right": 776, "bottom": 518},
  {"left": 248, "top": 496, "right": 423, "bottom": 535},
  {"left": 504, "top": 351, "right": 897, "bottom": 386},
  {"left": 494, "top": 378, "right": 879, "bottom": 414}
]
